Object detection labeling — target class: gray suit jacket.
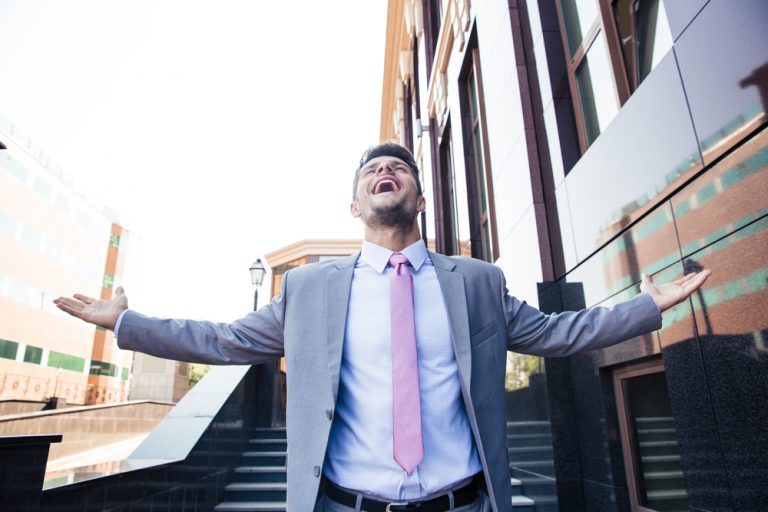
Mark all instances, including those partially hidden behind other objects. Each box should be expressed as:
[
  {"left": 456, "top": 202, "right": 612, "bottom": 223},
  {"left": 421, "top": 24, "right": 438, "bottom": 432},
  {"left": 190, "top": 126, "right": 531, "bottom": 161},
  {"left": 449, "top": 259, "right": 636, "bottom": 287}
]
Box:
[{"left": 117, "top": 251, "right": 661, "bottom": 511}]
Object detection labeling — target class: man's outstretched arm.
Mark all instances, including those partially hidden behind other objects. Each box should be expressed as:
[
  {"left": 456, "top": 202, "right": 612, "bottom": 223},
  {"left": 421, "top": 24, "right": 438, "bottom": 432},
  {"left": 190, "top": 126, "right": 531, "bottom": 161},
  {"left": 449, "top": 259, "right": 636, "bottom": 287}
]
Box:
[
  {"left": 54, "top": 285, "right": 286, "bottom": 365},
  {"left": 503, "top": 269, "right": 711, "bottom": 357}
]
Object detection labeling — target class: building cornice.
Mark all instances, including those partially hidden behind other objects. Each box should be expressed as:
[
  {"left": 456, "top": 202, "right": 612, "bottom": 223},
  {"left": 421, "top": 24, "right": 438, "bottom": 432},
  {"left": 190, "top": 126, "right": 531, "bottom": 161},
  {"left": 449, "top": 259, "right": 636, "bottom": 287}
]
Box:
[{"left": 264, "top": 239, "right": 362, "bottom": 268}]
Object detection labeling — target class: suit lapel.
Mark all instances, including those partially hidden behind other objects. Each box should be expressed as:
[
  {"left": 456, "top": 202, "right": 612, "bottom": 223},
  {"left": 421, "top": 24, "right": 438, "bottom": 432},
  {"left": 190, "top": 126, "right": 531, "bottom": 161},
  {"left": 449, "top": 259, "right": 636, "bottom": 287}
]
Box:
[
  {"left": 325, "top": 252, "right": 358, "bottom": 403},
  {"left": 430, "top": 251, "right": 472, "bottom": 390}
]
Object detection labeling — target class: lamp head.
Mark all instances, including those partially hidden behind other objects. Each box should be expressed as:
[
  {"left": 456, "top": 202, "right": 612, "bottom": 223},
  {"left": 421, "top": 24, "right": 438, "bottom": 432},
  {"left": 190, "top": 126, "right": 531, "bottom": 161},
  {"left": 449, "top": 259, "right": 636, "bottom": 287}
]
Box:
[{"left": 249, "top": 258, "right": 266, "bottom": 287}]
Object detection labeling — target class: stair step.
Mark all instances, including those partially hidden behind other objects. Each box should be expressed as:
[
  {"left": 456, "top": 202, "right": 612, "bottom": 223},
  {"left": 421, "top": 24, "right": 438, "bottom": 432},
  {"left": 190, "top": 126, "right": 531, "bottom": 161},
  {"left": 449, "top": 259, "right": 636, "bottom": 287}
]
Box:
[
  {"left": 512, "top": 495, "right": 536, "bottom": 507},
  {"left": 248, "top": 439, "right": 288, "bottom": 450},
  {"left": 647, "top": 488, "right": 688, "bottom": 500},
  {"left": 242, "top": 451, "right": 287, "bottom": 465},
  {"left": 252, "top": 427, "right": 286, "bottom": 437},
  {"left": 214, "top": 501, "right": 286, "bottom": 511},
  {"left": 235, "top": 466, "right": 287, "bottom": 473},
  {"left": 226, "top": 482, "right": 288, "bottom": 491},
  {"left": 507, "top": 433, "right": 552, "bottom": 441},
  {"left": 641, "top": 454, "right": 681, "bottom": 463},
  {"left": 644, "top": 470, "right": 684, "bottom": 480},
  {"left": 509, "top": 446, "right": 553, "bottom": 453},
  {"left": 224, "top": 482, "right": 287, "bottom": 502}
]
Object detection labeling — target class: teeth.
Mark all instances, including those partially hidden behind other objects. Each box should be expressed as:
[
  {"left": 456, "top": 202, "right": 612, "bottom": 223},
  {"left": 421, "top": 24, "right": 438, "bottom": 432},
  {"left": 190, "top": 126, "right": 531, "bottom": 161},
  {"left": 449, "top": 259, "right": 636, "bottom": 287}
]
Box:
[{"left": 375, "top": 179, "right": 399, "bottom": 194}]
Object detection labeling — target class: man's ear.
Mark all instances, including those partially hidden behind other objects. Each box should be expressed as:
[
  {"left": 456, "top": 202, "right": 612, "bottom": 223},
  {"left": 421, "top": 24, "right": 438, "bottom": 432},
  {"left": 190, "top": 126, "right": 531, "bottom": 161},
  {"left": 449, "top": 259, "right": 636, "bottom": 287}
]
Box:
[
  {"left": 416, "top": 195, "right": 426, "bottom": 213},
  {"left": 350, "top": 200, "right": 361, "bottom": 218}
]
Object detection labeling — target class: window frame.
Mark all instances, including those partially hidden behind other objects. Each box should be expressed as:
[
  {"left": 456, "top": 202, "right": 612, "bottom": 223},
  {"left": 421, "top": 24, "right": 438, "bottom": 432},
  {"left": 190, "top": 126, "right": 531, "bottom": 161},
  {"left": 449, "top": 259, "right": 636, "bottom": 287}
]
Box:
[
  {"left": 613, "top": 358, "right": 688, "bottom": 512},
  {"left": 554, "top": 0, "right": 634, "bottom": 152}
]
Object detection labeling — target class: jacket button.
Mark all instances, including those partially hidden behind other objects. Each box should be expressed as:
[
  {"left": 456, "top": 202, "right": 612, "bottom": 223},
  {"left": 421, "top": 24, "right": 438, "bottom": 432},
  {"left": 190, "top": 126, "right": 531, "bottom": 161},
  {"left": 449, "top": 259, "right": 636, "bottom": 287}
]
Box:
[
  {"left": 325, "top": 409, "right": 333, "bottom": 421},
  {"left": 313, "top": 465, "right": 321, "bottom": 477}
]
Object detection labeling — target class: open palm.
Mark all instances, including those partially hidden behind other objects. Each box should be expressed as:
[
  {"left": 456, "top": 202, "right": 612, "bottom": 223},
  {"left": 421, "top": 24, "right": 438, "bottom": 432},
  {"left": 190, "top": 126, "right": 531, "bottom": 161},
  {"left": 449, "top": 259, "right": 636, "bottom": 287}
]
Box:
[
  {"left": 53, "top": 286, "right": 128, "bottom": 331},
  {"left": 640, "top": 270, "right": 711, "bottom": 312}
]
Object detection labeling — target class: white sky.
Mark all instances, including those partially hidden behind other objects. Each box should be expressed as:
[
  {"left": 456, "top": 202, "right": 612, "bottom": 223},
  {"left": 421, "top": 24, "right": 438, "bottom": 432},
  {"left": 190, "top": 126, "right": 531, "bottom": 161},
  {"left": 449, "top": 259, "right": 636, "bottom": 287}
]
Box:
[{"left": 0, "top": 1, "right": 387, "bottom": 321}]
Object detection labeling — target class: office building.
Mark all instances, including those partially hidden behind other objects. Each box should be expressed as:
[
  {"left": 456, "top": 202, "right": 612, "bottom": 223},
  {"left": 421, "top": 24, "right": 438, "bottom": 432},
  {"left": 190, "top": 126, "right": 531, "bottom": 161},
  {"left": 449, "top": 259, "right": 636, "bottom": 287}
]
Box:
[
  {"left": 380, "top": 1, "right": 767, "bottom": 510},
  {"left": 0, "top": 114, "right": 134, "bottom": 407}
]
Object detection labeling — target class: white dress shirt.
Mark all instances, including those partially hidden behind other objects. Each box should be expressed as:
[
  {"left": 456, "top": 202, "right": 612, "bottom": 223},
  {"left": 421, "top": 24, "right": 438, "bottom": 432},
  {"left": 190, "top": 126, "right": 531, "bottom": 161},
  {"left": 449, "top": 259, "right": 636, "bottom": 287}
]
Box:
[{"left": 323, "top": 240, "right": 482, "bottom": 499}]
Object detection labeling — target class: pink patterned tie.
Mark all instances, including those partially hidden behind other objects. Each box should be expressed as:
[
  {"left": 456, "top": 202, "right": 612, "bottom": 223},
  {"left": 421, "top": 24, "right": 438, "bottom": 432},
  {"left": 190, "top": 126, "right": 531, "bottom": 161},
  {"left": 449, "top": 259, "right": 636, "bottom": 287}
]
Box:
[{"left": 389, "top": 252, "right": 423, "bottom": 474}]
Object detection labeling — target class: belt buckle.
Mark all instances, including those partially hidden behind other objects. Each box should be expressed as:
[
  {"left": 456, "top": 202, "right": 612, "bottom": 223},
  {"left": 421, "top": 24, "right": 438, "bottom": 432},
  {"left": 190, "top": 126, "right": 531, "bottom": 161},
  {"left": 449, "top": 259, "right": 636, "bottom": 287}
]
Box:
[{"left": 385, "top": 502, "right": 415, "bottom": 511}]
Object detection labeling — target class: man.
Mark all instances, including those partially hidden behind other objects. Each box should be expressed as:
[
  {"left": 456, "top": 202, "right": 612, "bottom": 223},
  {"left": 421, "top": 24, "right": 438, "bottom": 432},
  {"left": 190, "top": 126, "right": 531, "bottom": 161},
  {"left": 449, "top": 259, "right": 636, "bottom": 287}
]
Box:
[{"left": 55, "top": 142, "right": 710, "bottom": 512}]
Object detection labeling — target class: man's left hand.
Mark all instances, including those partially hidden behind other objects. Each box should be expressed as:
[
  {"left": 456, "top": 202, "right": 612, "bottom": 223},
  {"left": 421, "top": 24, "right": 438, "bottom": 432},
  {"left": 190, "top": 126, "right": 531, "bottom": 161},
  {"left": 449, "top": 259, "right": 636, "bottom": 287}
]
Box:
[{"left": 640, "top": 270, "right": 712, "bottom": 312}]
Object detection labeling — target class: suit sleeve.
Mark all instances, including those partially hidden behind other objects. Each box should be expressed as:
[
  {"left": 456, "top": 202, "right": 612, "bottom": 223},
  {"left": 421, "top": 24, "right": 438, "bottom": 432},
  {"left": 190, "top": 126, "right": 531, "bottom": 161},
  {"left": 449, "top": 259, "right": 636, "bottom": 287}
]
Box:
[
  {"left": 115, "top": 273, "right": 288, "bottom": 365},
  {"left": 499, "top": 269, "right": 662, "bottom": 357}
]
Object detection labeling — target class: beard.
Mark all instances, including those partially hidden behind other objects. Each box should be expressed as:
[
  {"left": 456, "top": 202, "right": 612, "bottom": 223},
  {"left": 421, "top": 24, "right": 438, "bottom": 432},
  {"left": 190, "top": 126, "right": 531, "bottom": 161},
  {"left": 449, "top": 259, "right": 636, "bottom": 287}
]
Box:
[{"left": 364, "top": 199, "right": 419, "bottom": 230}]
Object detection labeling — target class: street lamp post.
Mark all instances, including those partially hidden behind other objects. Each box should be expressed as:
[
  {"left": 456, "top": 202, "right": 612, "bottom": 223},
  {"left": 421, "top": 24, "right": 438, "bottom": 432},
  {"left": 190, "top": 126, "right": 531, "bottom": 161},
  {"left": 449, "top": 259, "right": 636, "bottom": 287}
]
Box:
[{"left": 249, "top": 258, "right": 266, "bottom": 311}]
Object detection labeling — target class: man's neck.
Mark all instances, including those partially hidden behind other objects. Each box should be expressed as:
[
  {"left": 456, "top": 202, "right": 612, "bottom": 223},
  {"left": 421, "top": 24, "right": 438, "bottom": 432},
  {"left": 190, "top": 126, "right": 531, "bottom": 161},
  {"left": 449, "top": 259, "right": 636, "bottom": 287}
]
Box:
[{"left": 364, "top": 224, "right": 422, "bottom": 252}]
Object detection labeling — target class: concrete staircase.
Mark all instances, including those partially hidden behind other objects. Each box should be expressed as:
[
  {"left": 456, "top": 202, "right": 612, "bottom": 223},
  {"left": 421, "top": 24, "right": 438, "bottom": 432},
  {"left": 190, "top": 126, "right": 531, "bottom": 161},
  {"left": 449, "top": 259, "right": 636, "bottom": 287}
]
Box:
[{"left": 214, "top": 427, "right": 287, "bottom": 512}]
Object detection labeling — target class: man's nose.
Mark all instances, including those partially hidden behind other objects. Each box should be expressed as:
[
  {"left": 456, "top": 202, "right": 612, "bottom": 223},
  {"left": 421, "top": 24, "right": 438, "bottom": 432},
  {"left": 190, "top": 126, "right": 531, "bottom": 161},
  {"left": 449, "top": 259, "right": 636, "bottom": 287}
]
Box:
[{"left": 376, "top": 164, "right": 394, "bottom": 175}]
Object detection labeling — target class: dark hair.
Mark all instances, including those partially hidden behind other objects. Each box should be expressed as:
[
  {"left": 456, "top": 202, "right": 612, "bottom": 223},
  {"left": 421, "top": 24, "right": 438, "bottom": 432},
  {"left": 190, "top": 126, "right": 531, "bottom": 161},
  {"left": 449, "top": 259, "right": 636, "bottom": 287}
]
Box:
[{"left": 353, "top": 142, "right": 422, "bottom": 199}]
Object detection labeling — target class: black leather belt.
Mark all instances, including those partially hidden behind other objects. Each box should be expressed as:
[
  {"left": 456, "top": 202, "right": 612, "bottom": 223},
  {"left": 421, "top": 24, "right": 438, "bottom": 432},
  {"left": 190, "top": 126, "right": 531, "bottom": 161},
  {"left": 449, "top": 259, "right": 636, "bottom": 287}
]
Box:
[{"left": 323, "top": 475, "right": 480, "bottom": 511}]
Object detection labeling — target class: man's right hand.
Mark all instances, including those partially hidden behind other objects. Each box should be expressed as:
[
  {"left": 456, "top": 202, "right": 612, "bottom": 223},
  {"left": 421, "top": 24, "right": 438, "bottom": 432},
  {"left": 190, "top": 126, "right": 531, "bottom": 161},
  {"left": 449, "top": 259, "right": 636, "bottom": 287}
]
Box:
[{"left": 54, "top": 286, "right": 129, "bottom": 331}]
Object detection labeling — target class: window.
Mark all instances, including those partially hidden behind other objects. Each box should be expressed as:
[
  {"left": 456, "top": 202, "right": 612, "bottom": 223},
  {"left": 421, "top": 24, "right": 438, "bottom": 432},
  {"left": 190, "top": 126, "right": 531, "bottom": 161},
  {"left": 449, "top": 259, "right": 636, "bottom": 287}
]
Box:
[
  {"left": 90, "top": 360, "right": 117, "bottom": 377},
  {"left": 614, "top": 359, "right": 689, "bottom": 511},
  {"left": 47, "top": 350, "right": 85, "bottom": 373},
  {"left": 0, "top": 211, "right": 16, "bottom": 238},
  {"left": 33, "top": 176, "right": 51, "bottom": 202},
  {"left": 1, "top": 153, "right": 28, "bottom": 182},
  {"left": 460, "top": 46, "right": 498, "bottom": 262},
  {"left": 423, "top": 0, "right": 444, "bottom": 78},
  {"left": 437, "top": 122, "right": 461, "bottom": 255},
  {"left": 24, "top": 345, "right": 43, "bottom": 364},
  {"left": 612, "top": 0, "right": 673, "bottom": 90},
  {"left": 556, "top": 0, "right": 673, "bottom": 150},
  {"left": 0, "top": 338, "right": 19, "bottom": 360},
  {"left": 109, "top": 232, "right": 121, "bottom": 249},
  {"left": 404, "top": 81, "right": 414, "bottom": 151}
]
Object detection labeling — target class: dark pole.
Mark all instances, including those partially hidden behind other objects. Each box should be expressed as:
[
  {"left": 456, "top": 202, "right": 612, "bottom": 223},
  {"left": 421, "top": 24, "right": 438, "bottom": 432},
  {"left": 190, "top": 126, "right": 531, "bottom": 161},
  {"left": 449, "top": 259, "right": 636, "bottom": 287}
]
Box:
[{"left": 249, "top": 258, "right": 266, "bottom": 311}]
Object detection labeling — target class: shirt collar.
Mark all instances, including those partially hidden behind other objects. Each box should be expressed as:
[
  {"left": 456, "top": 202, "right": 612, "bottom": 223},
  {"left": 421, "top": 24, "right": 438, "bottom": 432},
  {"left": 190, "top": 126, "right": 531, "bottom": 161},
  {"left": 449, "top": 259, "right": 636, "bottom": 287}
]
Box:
[{"left": 360, "top": 239, "right": 428, "bottom": 274}]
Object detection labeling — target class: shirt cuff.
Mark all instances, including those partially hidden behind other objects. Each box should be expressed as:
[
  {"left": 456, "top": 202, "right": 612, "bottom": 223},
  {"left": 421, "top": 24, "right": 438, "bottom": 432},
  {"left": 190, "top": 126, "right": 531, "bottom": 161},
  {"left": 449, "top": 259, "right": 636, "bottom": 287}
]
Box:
[{"left": 114, "top": 309, "right": 129, "bottom": 337}]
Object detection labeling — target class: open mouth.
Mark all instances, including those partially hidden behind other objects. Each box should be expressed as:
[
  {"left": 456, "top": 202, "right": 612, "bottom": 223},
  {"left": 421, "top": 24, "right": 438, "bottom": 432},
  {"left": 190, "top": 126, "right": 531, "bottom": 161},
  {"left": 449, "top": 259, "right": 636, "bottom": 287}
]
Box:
[{"left": 373, "top": 178, "right": 400, "bottom": 194}]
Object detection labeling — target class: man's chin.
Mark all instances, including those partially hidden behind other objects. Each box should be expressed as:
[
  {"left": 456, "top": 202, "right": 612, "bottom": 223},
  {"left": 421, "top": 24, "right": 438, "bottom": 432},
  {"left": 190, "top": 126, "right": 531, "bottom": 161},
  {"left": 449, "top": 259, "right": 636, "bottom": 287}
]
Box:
[{"left": 369, "top": 204, "right": 418, "bottom": 229}]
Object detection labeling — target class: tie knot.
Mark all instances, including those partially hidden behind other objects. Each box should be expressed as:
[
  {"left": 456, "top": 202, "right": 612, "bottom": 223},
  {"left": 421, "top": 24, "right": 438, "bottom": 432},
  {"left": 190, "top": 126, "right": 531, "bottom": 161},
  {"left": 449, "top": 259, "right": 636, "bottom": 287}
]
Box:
[{"left": 389, "top": 252, "right": 410, "bottom": 268}]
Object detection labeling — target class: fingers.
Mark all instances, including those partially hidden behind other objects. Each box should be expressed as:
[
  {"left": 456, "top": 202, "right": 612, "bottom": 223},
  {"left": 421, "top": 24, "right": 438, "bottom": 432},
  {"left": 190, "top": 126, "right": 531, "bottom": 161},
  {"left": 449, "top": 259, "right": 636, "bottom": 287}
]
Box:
[
  {"left": 681, "top": 269, "right": 711, "bottom": 295},
  {"left": 73, "top": 293, "right": 95, "bottom": 305},
  {"left": 115, "top": 286, "right": 125, "bottom": 296},
  {"left": 673, "top": 272, "right": 699, "bottom": 286},
  {"left": 53, "top": 297, "right": 85, "bottom": 318}
]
